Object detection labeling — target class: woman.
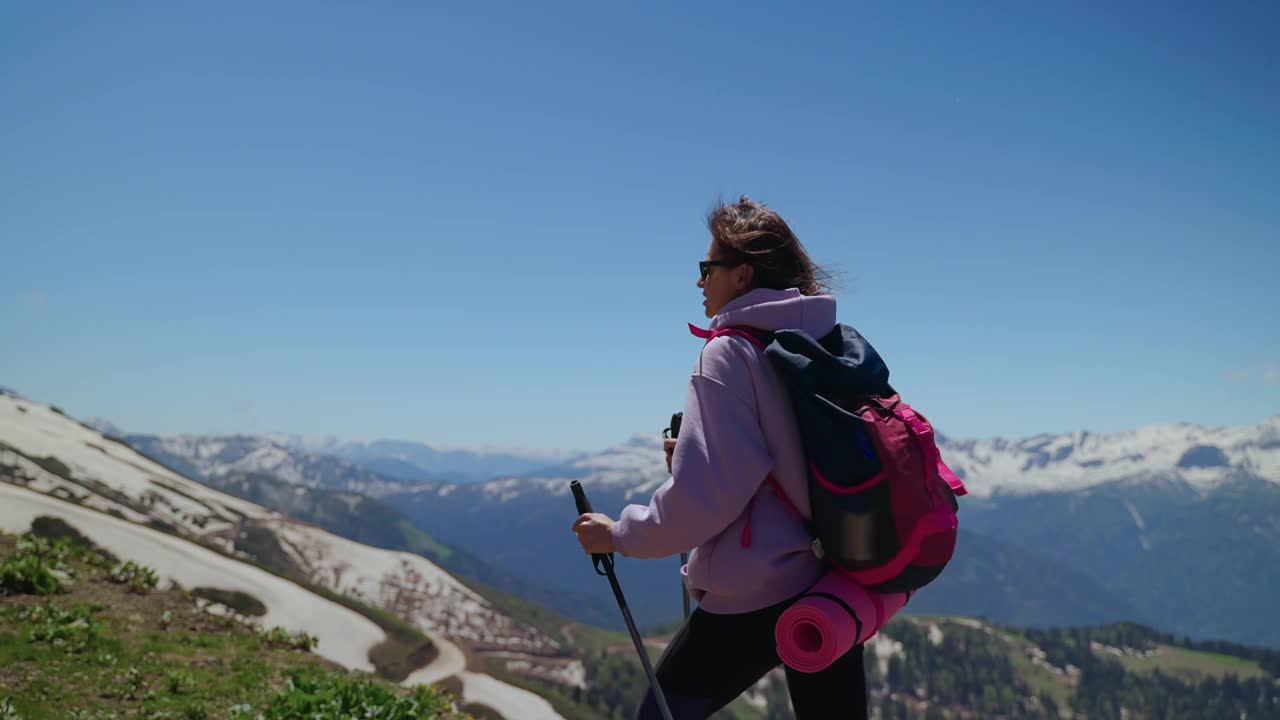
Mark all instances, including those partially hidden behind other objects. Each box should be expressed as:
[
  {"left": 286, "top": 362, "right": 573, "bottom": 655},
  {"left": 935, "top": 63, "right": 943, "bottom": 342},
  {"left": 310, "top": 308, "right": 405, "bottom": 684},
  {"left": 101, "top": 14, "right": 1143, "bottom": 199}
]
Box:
[{"left": 573, "top": 196, "right": 868, "bottom": 719}]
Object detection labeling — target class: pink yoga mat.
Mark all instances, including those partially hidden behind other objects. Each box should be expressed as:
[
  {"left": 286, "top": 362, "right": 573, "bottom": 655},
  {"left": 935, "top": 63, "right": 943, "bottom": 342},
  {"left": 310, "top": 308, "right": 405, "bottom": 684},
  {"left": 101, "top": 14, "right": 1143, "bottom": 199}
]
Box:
[{"left": 775, "top": 570, "right": 908, "bottom": 673}]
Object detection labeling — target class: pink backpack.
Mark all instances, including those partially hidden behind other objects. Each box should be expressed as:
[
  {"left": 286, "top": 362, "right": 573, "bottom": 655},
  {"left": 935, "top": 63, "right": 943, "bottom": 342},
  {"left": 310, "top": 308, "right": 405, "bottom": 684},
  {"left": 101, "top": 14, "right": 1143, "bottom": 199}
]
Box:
[{"left": 695, "top": 323, "right": 968, "bottom": 593}]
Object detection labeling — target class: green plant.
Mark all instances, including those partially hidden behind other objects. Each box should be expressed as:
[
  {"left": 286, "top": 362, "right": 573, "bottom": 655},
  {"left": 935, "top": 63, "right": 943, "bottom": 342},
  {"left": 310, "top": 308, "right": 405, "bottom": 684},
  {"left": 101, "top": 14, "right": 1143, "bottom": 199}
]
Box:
[
  {"left": 259, "top": 626, "right": 319, "bottom": 652},
  {"left": 123, "top": 665, "right": 146, "bottom": 701},
  {"left": 260, "top": 671, "right": 460, "bottom": 719},
  {"left": 0, "top": 553, "right": 62, "bottom": 595},
  {"left": 109, "top": 560, "right": 159, "bottom": 593},
  {"left": 18, "top": 601, "right": 100, "bottom": 654},
  {"left": 0, "top": 536, "right": 77, "bottom": 595},
  {"left": 168, "top": 668, "right": 197, "bottom": 694}
]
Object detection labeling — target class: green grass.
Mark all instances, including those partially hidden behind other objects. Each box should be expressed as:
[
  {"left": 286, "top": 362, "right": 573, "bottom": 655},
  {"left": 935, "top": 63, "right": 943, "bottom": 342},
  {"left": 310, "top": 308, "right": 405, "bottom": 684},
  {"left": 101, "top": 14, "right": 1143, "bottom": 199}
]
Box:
[
  {"left": 399, "top": 517, "right": 455, "bottom": 563},
  {"left": 1004, "top": 640, "right": 1072, "bottom": 708},
  {"left": 935, "top": 619, "right": 1075, "bottom": 709},
  {"left": 0, "top": 532, "right": 469, "bottom": 720},
  {"left": 1, "top": 492, "right": 440, "bottom": 686},
  {"left": 1107, "top": 644, "right": 1267, "bottom": 681}
]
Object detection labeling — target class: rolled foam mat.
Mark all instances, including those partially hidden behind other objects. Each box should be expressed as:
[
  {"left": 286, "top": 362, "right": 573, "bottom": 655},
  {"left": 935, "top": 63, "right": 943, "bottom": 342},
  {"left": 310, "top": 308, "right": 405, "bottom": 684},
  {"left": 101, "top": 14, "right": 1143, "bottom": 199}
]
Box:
[{"left": 775, "top": 570, "right": 908, "bottom": 673}]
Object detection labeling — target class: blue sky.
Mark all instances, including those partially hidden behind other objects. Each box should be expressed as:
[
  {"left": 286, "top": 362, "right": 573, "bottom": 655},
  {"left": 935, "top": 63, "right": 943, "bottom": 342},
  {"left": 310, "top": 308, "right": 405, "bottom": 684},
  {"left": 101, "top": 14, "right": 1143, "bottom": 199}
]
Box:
[{"left": 2, "top": 2, "right": 1277, "bottom": 453}]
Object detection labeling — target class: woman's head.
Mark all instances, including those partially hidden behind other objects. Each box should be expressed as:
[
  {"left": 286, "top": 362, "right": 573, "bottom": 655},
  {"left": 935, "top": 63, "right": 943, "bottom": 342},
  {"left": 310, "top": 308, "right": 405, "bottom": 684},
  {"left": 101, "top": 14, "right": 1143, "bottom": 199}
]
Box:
[{"left": 697, "top": 195, "right": 833, "bottom": 318}]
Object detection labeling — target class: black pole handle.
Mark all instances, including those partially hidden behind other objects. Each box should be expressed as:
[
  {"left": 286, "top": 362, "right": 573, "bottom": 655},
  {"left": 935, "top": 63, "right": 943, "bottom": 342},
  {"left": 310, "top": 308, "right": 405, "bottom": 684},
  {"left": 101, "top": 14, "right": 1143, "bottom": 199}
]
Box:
[
  {"left": 571, "top": 480, "right": 593, "bottom": 515},
  {"left": 571, "top": 480, "right": 611, "bottom": 574}
]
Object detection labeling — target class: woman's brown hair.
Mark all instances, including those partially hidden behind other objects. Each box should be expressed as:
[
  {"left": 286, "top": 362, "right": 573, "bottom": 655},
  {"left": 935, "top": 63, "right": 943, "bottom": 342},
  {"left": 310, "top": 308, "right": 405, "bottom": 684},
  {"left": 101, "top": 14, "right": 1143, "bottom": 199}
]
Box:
[{"left": 706, "top": 195, "right": 834, "bottom": 296}]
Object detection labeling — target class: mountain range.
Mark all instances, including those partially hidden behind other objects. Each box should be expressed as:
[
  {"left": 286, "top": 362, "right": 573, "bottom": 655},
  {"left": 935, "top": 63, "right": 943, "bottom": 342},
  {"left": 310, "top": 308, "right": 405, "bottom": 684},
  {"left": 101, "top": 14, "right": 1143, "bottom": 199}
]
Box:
[
  {"left": 272, "top": 434, "right": 575, "bottom": 484},
  {"left": 382, "top": 418, "right": 1280, "bottom": 647},
  {"left": 121, "top": 433, "right": 420, "bottom": 496},
  {"left": 118, "top": 431, "right": 578, "bottom": 493},
  {"left": 5, "top": 387, "right": 1279, "bottom": 717},
  {"left": 19, "top": 386, "right": 1280, "bottom": 648}
]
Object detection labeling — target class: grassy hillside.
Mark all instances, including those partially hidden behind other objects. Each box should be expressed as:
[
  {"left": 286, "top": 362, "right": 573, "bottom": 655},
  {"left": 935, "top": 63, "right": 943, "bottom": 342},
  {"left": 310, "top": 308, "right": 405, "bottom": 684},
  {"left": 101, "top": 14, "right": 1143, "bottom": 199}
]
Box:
[
  {"left": 0, "top": 531, "right": 474, "bottom": 720},
  {"left": 6, "top": 524, "right": 1277, "bottom": 720}
]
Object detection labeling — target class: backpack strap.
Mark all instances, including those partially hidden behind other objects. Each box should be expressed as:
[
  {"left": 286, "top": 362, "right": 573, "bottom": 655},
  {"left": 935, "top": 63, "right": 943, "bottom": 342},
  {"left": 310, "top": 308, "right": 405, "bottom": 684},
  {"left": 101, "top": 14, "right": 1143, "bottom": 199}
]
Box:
[
  {"left": 691, "top": 323, "right": 815, "bottom": 548},
  {"left": 803, "top": 590, "right": 865, "bottom": 641},
  {"left": 688, "top": 323, "right": 771, "bottom": 349},
  {"left": 740, "top": 473, "right": 813, "bottom": 549}
]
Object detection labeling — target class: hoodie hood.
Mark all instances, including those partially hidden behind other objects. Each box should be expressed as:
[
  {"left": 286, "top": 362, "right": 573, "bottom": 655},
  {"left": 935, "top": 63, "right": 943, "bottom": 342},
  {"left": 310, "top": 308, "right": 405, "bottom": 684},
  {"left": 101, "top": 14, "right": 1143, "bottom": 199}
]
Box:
[{"left": 709, "top": 288, "right": 837, "bottom": 338}]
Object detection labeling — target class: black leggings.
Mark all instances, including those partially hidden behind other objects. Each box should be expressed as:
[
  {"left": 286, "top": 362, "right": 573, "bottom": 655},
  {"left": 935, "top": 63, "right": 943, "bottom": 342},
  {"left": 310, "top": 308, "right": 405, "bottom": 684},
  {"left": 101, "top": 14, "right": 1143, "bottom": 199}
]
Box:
[{"left": 635, "top": 595, "right": 868, "bottom": 719}]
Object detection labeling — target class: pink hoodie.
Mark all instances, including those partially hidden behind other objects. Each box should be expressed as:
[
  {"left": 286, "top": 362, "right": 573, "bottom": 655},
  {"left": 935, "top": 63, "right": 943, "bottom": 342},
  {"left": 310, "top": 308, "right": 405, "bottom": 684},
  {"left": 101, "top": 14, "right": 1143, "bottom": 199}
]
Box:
[{"left": 611, "top": 288, "right": 838, "bottom": 614}]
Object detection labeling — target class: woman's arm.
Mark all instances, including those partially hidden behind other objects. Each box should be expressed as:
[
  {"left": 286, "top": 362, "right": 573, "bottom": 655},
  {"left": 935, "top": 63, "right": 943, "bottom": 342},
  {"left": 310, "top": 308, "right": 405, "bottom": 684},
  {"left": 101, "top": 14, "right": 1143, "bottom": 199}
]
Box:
[{"left": 610, "top": 339, "right": 773, "bottom": 559}]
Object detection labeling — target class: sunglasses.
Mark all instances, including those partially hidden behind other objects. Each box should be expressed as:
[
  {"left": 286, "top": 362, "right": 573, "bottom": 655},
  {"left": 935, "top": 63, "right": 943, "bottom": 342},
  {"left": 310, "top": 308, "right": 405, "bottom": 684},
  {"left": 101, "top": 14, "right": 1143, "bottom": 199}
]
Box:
[{"left": 699, "top": 259, "right": 742, "bottom": 280}]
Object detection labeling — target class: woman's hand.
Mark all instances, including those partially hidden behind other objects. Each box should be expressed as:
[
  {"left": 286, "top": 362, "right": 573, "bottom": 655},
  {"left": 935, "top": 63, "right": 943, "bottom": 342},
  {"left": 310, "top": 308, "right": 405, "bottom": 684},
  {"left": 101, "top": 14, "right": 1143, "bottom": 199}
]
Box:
[
  {"left": 664, "top": 438, "right": 676, "bottom": 473},
  {"left": 572, "top": 513, "right": 617, "bottom": 554}
]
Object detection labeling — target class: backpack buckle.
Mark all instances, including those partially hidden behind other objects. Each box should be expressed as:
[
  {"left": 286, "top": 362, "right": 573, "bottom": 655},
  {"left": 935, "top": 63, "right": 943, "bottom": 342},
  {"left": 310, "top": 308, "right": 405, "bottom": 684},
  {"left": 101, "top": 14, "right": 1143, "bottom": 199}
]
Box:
[{"left": 811, "top": 538, "right": 825, "bottom": 560}]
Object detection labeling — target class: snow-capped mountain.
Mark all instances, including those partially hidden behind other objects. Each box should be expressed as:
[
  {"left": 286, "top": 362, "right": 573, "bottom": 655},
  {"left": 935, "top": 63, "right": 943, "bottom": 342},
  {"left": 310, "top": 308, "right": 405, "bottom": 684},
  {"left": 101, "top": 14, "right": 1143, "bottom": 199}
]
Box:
[
  {"left": 121, "top": 432, "right": 576, "bottom": 491},
  {"left": 96, "top": 411, "right": 1280, "bottom": 502},
  {"left": 394, "top": 433, "right": 672, "bottom": 504},
  {"left": 0, "top": 393, "right": 569, "bottom": 719},
  {"left": 938, "top": 416, "right": 1280, "bottom": 497},
  {"left": 391, "top": 415, "right": 1280, "bottom": 504},
  {"left": 124, "top": 433, "right": 413, "bottom": 497},
  {"left": 272, "top": 434, "right": 577, "bottom": 484}
]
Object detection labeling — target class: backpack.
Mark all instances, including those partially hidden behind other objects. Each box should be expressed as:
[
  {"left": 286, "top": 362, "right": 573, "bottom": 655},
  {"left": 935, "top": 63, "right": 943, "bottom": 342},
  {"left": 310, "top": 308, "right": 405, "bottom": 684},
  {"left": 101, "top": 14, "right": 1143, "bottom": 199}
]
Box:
[{"left": 694, "top": 322, "right": 968, "bottom": 594}]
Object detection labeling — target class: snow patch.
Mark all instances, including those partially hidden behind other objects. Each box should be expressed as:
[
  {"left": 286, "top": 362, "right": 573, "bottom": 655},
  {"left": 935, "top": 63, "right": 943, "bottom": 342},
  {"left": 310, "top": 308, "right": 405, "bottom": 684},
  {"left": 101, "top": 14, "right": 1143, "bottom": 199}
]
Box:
[
  {"left": 867, "top": 633, "right": 905, "bottom": 678},
  {"left": 457, "top": 671, "right": 565, "bottom": 720},
  {"left": 1125, "top": 502, "right": 1146, "bottom": 531},
  {"left": 928, "top": 624, "right": 944, "bottom": 647}
]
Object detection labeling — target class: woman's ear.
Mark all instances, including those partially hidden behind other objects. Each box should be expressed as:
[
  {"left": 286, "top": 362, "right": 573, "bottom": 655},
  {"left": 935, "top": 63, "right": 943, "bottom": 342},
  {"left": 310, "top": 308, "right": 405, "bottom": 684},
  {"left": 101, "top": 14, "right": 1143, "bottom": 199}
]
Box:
[{"left": 735, "top": 263, "right": 755, "bottom": 292}]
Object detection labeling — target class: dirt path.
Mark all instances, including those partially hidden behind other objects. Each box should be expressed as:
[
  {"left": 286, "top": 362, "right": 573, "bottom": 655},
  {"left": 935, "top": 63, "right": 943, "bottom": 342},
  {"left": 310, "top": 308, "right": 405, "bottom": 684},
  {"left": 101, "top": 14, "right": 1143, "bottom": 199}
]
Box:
[
  {"left": 401, "top": 633, "right": 567, "bottom": 720},
  {"left": 400, "top": 630, "right": 467, "bottom": 686}
]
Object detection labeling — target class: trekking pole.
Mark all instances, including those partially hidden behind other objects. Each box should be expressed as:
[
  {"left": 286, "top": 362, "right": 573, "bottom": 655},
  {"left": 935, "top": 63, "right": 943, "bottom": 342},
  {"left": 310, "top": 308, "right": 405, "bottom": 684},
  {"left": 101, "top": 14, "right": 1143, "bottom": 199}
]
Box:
[
  {"left": 679, "top": 552, "right": 690, "bottom": 620},
  {"left": 571, "top": 480, "right": 674, "bottom": 720},
  {"left": 665, "top": 412, "right": 692, "bottom": 622}
]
